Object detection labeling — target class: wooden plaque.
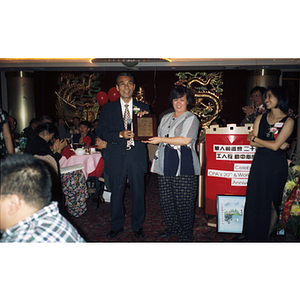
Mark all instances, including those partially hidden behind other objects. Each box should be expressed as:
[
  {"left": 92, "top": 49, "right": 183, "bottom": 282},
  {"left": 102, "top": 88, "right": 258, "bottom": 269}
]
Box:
[{"left": 133, "top": 114, "right": 157, "bottom": 140}]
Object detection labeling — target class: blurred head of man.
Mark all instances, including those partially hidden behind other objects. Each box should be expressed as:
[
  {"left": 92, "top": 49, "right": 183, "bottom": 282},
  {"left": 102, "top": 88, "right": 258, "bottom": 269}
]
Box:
[{"left": 0, "top": 154, "right": 52, "bottom": 232}]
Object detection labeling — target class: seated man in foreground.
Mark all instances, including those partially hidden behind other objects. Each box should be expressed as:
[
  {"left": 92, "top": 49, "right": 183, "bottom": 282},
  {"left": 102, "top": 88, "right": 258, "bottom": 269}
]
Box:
[{"left": 0, "top": 154, "right": 85, "bottom": 242}]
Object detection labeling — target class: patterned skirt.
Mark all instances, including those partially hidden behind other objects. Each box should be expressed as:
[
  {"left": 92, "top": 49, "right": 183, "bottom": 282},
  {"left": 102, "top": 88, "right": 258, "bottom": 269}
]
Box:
[{"left": 61, "top": 169, "right": 89, "bottom": 217}]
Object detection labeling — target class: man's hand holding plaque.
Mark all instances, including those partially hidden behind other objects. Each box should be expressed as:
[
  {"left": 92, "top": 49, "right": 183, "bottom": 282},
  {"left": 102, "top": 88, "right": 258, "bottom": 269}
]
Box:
[{"left": 133, "top": 112, "right": 157, "bottom": 141}]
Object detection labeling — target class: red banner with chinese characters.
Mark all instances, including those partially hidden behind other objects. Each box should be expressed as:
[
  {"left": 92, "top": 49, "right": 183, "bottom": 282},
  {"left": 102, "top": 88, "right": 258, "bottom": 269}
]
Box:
[{"left": 205, "top": 124, "right": 254, "bottom": 215}]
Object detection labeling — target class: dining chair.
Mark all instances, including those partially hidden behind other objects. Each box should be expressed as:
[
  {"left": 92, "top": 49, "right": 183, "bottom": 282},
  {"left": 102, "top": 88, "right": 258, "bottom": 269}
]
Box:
[
  {"left": 34, "top": 154, "right": 66, "bottom": 214},
  {"left": 34, "top": 154, "right": 59, "bottom": 174},
  {"left": 97, "top": 176, "right": 111, "bottom": 208}
]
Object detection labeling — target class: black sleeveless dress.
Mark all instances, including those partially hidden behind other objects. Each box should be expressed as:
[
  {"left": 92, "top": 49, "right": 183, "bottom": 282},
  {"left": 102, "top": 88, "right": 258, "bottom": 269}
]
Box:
[{"left": 243, "top": 114, "right": 290, "bottom": 241}]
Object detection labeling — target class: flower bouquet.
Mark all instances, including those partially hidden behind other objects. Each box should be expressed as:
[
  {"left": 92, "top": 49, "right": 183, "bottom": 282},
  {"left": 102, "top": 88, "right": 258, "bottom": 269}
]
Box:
[
  {"left": 133, "top": 105, "right": 141, "bottom": 114},
  {"left": 245, "top": 106, "right": 267, "bottom": 124},
  {"left": 277, "top": 151, "right": 300, "bottom": 237}
]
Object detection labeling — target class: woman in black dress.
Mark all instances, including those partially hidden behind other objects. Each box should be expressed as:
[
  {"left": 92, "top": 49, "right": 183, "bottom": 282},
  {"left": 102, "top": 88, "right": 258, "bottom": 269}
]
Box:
[
  {"left": 243, "top": 86, "right": 294, "bottom": 241},
  {"left": 26, "top": 122, "right": 67, "bottom": 163},
  {"left": 25, "top": 122, "right": 68, "bottom": 214}
]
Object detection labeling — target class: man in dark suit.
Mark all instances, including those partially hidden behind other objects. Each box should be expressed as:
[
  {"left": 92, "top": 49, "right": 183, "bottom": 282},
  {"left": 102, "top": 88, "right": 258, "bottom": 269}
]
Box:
[
  {"left": 96, "top": 73, "right": 150, "bottom": 239},
  {"left": 23, "top": 118, "right": 40, "bottom": 141}
]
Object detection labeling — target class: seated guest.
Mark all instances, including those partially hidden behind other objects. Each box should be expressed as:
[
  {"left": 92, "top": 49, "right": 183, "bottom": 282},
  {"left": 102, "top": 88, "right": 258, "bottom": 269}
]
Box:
[
  {"left": 91, "top": 119, "right": 99, "bottom": 134},
  {"left": 23, "top": 117, "right": 40, "bottom": 142},
  {"left": 39, "top": 115, "right": 59, "bottom": 139},
  {"left": 69, "top": 116, "right": 80, "bottom": 136},
  {"left": 0, "top": 154, "right": 85, "bottom": 242},
  {"left": 57, "top": 118, "right": 71, "bottom": 140},
  {"left": 25, "top": 122, "right": 67, "bottom": 163},
  {"left": 72, "top": 121, "right": 96, "bottom": 146},
  {"left": 40, "top": 115, "right": 53, "bottom": 124},
  {"left": 25, "top": 122, "right": 68, "bottom": 217},
  {"left": 8, "top": 115, "right": 20, "bottom": 147},
  {"left": 0, "top": 109, "right": 14, "bottom": 158},
  {"left": 95, "top": 136, "right": 108, "bottom": 191}
]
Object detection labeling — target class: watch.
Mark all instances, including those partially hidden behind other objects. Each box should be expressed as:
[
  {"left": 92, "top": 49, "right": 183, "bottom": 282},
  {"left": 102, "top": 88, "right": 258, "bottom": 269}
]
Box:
[{"left": 252, "top": 136, "right": 256, "bottom": 142}]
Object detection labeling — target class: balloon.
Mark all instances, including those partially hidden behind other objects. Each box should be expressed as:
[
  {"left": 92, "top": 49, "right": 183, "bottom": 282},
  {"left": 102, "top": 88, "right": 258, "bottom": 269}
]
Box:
[
  {"left": 108, "top": 87, "right": 120, "bottom": 102},
  {"left": 96, "top": 91, "right": 108, "bottom": 106}
]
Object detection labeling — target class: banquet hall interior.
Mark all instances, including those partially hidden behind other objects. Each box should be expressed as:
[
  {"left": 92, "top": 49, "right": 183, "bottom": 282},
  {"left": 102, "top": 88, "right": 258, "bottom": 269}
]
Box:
[{"left": 1, "top": 58, "right": 300, "bottom": 242}]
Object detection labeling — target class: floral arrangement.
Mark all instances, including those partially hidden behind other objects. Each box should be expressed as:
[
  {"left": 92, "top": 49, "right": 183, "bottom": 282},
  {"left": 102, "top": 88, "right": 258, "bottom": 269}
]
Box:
[
  {"left": 267, "top": 125, "right": 279, "bottom": 138},
  {"left": 244, "top": 106, "right": 267, "bottom": 124},
  {"left": 287, "top": 108, "right": 298, "bottom": 119},
  {"left": 278, "top": 151, "right": 300, "bottom": 237}
]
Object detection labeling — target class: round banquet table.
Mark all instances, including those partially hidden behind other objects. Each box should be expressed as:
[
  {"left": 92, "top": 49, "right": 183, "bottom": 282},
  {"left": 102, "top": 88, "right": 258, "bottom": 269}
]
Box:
[{"left": 59, "top": 152, "right": 102, "bottom": 179}]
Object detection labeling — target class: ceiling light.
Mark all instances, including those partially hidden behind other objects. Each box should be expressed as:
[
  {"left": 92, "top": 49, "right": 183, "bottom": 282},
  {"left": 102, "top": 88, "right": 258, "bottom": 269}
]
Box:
[{"left": 90, "top": 58, "right": 171, "bottom": 67}]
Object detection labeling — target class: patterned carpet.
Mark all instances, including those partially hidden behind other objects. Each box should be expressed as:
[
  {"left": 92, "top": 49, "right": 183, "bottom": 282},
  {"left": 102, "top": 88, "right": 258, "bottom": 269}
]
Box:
[{"left": 68, "top": 173, "right": 300, "bottom": 243}]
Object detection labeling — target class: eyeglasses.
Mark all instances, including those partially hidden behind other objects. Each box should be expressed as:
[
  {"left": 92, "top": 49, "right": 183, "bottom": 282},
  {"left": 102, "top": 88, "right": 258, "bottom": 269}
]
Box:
[{"left": 250, "top": 93, "right": 262, "bottom": 99}]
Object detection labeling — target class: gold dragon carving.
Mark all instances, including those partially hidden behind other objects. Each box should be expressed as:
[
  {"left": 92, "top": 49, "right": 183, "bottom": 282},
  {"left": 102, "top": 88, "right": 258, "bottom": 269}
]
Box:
[
  {"left": 55, "top": 73, "right": 149, "bottom": 125},
  {"left": 55, "top": 72, "right": 101, "bottom": 123},
  {"left": 175, "top": 72, "right": 223, "bottom": 128}
]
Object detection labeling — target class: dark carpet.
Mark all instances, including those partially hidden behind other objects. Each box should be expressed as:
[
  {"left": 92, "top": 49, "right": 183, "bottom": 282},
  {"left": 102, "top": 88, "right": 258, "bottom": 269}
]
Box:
[{"left": 68, "top": 173, "right": 300, "bottom": 243}]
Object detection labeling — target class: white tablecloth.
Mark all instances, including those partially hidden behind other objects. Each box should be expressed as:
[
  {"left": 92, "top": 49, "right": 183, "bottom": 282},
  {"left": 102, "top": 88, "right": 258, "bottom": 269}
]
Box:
[{"left": 59, "top": 153, "right": 102, "bottom": 179}]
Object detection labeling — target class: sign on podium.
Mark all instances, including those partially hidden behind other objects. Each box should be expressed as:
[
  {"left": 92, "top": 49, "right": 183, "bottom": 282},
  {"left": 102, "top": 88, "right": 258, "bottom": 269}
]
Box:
[{"left": 204, "top": 124, "right": 254, "bottom": 215}]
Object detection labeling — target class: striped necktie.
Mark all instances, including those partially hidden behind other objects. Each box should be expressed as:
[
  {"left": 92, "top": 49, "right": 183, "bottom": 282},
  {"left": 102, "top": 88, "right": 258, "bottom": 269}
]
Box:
[{"left": 123, "top": 104, "right": 134, "bottom": 150}]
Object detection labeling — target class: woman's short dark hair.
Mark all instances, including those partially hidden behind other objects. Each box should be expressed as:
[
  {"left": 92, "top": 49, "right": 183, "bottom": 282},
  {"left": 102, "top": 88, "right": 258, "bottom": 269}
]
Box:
[
  {"left": 169, "top": 86, "right": 193, "bottom": 109},
  {"left": 264, "top": 86, "right": 289, "bottom": 113},
  {"left": 35, "top": 122, "right": 58, "bottom": 135}
]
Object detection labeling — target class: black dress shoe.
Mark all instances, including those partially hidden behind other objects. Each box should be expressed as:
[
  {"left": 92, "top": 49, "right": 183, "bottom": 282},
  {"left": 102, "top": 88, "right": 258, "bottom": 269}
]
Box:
[
  {"left": 232, "top": 234, "right": 246, "bottom": 241},
  {"left": 133, "top": 228, "right": 145, "bottom": 238},
  {"left": 106, "top": 228, "right": 123, "bottom": 238},
  {"left": 158, "top": 230, "right": 171, "bottom": 238}
]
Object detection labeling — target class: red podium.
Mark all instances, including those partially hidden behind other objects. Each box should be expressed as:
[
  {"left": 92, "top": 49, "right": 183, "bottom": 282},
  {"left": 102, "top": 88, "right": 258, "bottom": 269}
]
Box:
[{"left": 205, "top": 124, "right": 255, "bottom": 215}]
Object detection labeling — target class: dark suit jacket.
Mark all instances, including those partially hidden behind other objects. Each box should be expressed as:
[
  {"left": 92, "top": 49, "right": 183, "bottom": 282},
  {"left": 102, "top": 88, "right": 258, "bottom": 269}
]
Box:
[
  {"left": 23, "top": 126, "right": 35, "bottom": 140},
  {"left": 96, "top": 99, "right": 150, "bottom": 176}
]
